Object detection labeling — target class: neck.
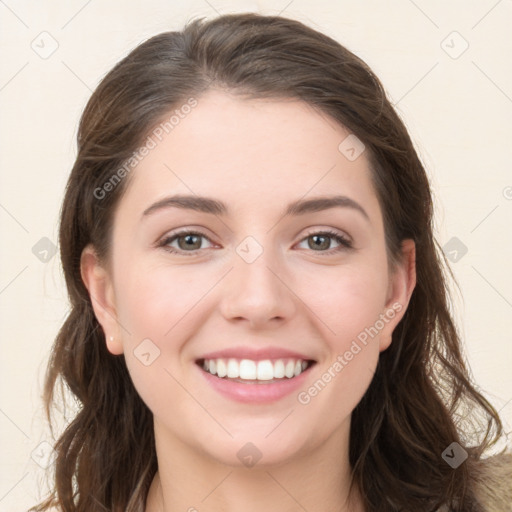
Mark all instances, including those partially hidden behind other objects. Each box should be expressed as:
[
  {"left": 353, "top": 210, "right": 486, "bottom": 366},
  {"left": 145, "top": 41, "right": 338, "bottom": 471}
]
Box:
[{"left": 145, "top": 419, "right": 364, "bottom": 512}]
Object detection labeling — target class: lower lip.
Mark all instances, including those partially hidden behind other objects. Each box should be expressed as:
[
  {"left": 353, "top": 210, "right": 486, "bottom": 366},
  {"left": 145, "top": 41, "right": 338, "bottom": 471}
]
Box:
[{"left": 196, "top": 363, "right": 314, "bottom": 403}]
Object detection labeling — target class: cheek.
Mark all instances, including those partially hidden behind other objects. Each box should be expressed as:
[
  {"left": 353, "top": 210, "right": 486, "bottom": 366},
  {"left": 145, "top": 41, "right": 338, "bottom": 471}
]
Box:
[
  {"left": 296, "top": 342, "right": 379, "bottom": 436},
  {"left": 114, "top": 264, "right": 197, "bottom": 417},
  {"left": 113, "top": 262, "right": 220, "bottom": 403},
  {"left": 295, "top": 270, "right": 384, "bottom": 422},
  {"left": 292, "top": 262, "right": 388, "bottom": 411},
  {"left": 115, "top": 261, "right": 208, "bottom": 342},
  {"left": 295, "top": 260, "right": 390, "bottom": 338}
]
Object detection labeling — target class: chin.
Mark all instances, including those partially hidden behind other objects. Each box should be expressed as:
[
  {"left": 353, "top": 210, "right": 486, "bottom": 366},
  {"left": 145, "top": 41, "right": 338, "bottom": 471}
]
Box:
[{"left": 194, "top": 425, "right": 315, "bottom": 469}]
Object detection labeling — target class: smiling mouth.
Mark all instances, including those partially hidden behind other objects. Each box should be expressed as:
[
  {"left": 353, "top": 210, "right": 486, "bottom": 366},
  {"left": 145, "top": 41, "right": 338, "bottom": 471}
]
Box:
[{"left": 196, "top": 357, "right": 316, "bottom": 383}]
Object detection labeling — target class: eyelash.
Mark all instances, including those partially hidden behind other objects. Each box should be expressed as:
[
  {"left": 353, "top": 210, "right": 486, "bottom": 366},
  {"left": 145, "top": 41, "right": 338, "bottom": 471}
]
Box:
[{"left": 158, "top": 229, "right": 353, "bottom": 256}]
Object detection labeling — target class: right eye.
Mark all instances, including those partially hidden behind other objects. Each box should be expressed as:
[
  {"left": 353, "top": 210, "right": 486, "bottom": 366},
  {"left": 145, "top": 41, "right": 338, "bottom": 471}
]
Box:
[{"left": 159, "top": 230, "right": 215, "bottom": 255}]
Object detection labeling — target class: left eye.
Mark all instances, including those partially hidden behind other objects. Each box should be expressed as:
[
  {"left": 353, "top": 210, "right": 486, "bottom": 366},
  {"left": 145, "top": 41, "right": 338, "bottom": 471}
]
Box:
[
  {"left": 159, "top": 230, "right": 352, "bottom": 255},
  {"left": 296, "top": 230, "right": 353, "bottom": 253}
]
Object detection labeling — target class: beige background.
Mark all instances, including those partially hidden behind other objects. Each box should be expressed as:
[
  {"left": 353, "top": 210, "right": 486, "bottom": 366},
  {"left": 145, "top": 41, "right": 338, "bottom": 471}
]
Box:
[{"left": 1, "top": 0, "right": 511, "bottom": 509}]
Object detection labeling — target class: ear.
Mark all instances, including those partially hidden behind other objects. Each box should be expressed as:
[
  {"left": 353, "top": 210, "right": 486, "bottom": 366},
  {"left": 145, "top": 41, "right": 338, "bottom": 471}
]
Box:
[
  {"left": 379, "top": 239, "right": 416, "bottom": 352},
  {"left": 80, "top": 244, "right": 124, "bottom": 355}
]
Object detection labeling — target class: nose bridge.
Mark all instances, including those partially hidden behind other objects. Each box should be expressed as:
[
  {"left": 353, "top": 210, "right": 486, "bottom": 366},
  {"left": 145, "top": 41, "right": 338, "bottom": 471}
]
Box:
[{"left": 220, "top": 233, "right": 295, "bottom": 326}]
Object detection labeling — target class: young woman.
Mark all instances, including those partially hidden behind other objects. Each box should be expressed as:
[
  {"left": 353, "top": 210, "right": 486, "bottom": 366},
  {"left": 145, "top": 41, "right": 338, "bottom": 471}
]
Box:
[{"left": 30, "top": 12, "right": 511, "bottom": 512}]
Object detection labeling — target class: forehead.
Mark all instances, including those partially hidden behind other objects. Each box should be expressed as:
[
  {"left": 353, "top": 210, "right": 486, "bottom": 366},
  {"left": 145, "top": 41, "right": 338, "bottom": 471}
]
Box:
[{"left": 117, "top": 89, "right": 379, "bottom": 219}]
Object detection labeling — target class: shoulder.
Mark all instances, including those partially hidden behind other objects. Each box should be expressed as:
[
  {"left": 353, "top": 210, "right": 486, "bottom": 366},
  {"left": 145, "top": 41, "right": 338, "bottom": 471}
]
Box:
[{"left": 472, "top": 451, "right": 512, "bottom": 512}]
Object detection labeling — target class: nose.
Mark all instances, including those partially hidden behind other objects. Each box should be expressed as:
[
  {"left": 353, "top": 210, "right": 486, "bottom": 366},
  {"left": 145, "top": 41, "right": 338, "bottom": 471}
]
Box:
[{"left": 219, "top": 242, "right": 297, "bottom": 330}]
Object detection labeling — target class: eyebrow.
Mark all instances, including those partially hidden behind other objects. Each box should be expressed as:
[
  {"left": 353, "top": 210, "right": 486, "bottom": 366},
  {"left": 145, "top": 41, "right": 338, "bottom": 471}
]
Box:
[{"left": 142, "top": 194, "right": 370, "bottom": 221}]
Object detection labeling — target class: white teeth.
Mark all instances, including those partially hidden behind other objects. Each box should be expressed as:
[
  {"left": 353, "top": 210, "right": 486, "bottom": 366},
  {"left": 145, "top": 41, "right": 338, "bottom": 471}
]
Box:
[
  {"left": 256, "top": 360, "right": 274, "bottom": 380},
  {"left": 200, "top": 357, "right": 311, "bottom": 381},
  {"left": 239, "top": 359, "right": 257, "bottom": 379},
  {"left": 216, "top": 359, "right": 227, "bottom": 378},
  {"left": 227, "top": 359, "right": 239, "bottom": 378},
  {"left": 284, "top": 360, "right": 295, "bottom": 378},
  {"left": 274, "top": 360, "right": 285, "bottom": 378}
]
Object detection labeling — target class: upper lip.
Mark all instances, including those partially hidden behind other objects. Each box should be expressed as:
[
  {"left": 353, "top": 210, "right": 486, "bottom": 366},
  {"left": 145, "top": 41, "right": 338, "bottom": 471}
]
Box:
[{"left": 197, "top": 346, "right": 316, "bottom": 362}]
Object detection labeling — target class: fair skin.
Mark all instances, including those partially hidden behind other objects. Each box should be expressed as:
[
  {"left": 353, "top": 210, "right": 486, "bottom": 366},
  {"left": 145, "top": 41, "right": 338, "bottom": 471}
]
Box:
[{"left": 81, "top": 89, "right": 416, "bottom": 512}]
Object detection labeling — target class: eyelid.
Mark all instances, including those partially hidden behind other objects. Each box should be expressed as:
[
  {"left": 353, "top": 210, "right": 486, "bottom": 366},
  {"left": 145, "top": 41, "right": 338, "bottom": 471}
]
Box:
[{"left": 301, "top": 227, "right": 353, "bottom": 245}]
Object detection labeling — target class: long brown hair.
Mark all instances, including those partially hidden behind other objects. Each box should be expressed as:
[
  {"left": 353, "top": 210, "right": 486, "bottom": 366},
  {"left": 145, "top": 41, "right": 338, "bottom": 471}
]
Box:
[{"left": 30, "top": 12, "right": 510, "bottom": 512}]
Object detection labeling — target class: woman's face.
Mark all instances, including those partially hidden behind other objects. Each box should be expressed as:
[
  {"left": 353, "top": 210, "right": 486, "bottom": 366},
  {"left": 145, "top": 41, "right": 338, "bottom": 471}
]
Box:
[{"left": 82, "top": 89, "right": 415, "bottom": 468}]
